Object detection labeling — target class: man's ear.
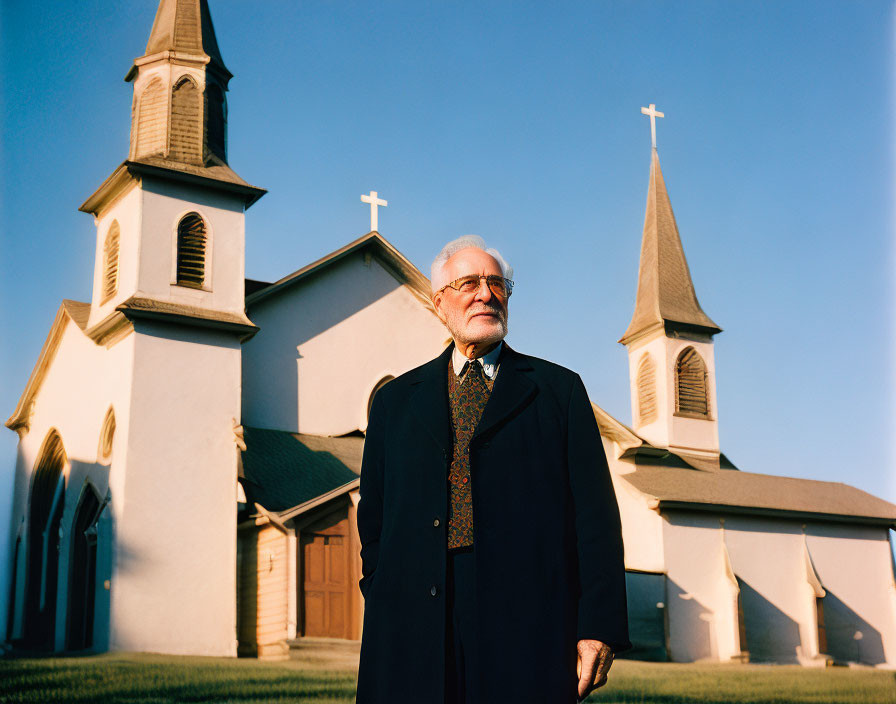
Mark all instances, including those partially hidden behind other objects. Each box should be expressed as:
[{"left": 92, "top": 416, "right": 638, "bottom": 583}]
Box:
[{"left": 431, "top": 292, "right": 448, "bottom": 323}]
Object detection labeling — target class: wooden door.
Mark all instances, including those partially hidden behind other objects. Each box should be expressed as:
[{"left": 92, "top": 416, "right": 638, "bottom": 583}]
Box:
[{"left": 301, "top": 517, "right": 349, "bottom": 638}]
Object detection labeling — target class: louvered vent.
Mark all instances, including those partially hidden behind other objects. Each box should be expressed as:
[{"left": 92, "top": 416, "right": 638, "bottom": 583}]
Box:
[
  {"left": 170, "top": 77, "right": 202, "bottom": 164},
  {"left": 636, "top": 354, "right": 657, "bottom": 425},
  {"left": 676, "top": 347, "right": 709, "bottom": 416},
  {"left": 134, "top": 77, "right": 167, "bottom": 158},
  {"left": 101, "top": 221, "right": 120, "bottom": 303},
  {"left": 176, "top": 213, "right": 207, "bottom": 288}
]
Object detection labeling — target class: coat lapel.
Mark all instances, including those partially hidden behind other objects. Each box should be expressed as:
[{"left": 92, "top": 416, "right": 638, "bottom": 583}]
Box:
[
  {"left": 473, "top": 343, "right": 537, "bottom": 442},
  {"left": 409, "top": 344, "right": 454, "bottom": 454}
]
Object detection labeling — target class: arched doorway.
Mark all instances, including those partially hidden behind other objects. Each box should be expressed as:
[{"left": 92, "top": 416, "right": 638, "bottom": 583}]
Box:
[
  {"left": 24, "top": 429, "right": 67, "bottom": 649},
  {"left": 66, "top": 485, "right": 104, "bottom": 650}
]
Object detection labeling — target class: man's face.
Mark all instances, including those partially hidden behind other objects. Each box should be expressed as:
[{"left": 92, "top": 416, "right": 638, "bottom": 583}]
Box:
[{"left": 432, "top": 247, "right": 509, "bottom": 350}]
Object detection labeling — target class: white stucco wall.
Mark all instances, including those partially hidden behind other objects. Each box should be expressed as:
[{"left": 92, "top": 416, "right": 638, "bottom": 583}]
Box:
[
  {"left": 661, "top": 510, "right": 896, "bottom": 667},
  {"left": 114, "top": 323, "right": 241, "bottom": 656},
  {"left": 8, "top": 311, "right": 244, "bottom": 657},
  {"left": 7, "top": 316, "right": 135, "bottom": 651},
  {"left": 805, "top": 523, "right": 896, "bottom": 667},
  {"left": 604, "top": 443, "right": 665, "bottom": 573},
  {"left": 242, "top": 252, "right": 448, "bottom": 436},
  {"left": 136, "top": 179, "right": 247, "bottom": 316},
  {"left": 661, "top": 511, "right": 730, "bottom": 662},
  {"left": 88, "top": 184, "right": 142, "bottom": 328},
  {"left": 87, "top": 180, "right": 247, "bottom": 332}
]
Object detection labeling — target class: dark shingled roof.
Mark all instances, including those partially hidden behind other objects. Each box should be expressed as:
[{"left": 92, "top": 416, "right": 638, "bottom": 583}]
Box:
[
  {"left": 240, "top": 426, "right": 361, "bottom": 513},
  {"left": 620, "top": 149, "right": 721, "bottom": 344},
  {"left": 622, "top": 465, "right": 896, "bottom": 526}
]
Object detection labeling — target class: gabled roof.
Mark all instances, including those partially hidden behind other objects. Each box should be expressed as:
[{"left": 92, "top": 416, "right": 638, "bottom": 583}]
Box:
[
  {"left": 621, "top": 464, "right": 896, "bottom": 527},
  {"left": 246, "top": 231, "right": 436, "bottom": 313},
  {"left": 239, "top": 426, "right": 361, "bottom": 514},
  {"left": 620, "top": 149, "right": 721, "bottom": 344},
  {"left": 6, "top": 300, "right": 90, "bottom": 434}
]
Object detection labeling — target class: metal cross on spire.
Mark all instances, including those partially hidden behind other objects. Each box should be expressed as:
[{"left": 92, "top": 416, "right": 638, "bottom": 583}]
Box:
[
  {"left": 360, "top": 190, "right": 388, "bottom": 232},
  {"left": 640, "top": 103, "right": 664, "bottom": 149}
]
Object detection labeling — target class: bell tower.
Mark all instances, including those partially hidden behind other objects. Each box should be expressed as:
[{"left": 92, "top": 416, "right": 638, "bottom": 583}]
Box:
[
  {"left": 619, "top": 112, "right": 722, "bottom": 469},
  {"left": 81, "top": 0, "right": 265, "bottom": 340},
  {"left": 126, "top": 0, "right": 231, "bottom": 165},
  {"left": 74, "top": 0, "right": 264, "bottom": 656}
]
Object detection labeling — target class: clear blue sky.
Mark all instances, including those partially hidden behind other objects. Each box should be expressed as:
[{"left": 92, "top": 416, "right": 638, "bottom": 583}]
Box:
[{"left": 1, "top": 0, "right": 893, "bottom": 630}]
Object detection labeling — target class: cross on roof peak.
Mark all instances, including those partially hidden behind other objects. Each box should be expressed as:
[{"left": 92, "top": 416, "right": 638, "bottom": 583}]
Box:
[
  {"left": 640, "top": 103, "right": 664, "bottom": 149},
  {"left": 360, "top": 190, "right": 387, "bottom": 232}
]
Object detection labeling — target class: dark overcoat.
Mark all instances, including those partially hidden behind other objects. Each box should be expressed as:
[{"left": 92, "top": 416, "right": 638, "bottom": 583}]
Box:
[{"left": 355, "top": 343, "right": 630, "bottom": 704}]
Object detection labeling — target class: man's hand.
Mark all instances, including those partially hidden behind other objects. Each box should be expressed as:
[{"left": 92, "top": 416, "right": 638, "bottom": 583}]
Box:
[{"left": 576, "top": 639, "right": 614, "bottom": 701}]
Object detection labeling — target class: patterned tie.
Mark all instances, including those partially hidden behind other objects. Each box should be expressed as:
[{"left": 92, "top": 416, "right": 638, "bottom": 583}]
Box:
[{"left": 447, "top": 358, "right": 492, "bottom": 549}]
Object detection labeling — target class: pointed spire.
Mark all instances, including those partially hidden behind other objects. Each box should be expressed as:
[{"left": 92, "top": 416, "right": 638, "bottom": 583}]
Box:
[
  {"left": 141, "top": 0, "right": 230, "bottom": 78},
  {"left": 619, "top": 149, "right": 721, "bottom": 345},
  {"left": 124, "top": 0, "right": 233, "bottom": 168}
]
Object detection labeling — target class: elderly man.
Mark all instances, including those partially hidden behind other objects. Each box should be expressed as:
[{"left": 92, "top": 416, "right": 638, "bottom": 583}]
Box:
[{"left": 356, "top": 236, "right": 630, "bottom": 704}]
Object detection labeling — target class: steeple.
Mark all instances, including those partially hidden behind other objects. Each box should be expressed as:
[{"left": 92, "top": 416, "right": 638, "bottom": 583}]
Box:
[
  {"left": 620, "top": 141, "right": 722, "bottom": 464},
  {"left": 79, "top": 0, "right": 263, "bottom": 342},
  {"left": 140, "top": 0, "right": 230, "bottom": 80},
  {"left": 124, "top": 0, "right": 233, "bottom": 168},
  {"left": 619, "top": 149, "right": 721, "bottom": 345}
]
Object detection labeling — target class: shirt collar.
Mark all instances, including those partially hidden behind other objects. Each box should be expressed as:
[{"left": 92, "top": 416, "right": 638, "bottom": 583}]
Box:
[{"left": 452, "top": 341, "right": 503, "bottom": 380}]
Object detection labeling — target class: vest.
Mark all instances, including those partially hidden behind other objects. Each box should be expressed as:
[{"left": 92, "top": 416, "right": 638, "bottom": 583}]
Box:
[{"left": 446, "top": 357, "right": 494, "bottom": 549}]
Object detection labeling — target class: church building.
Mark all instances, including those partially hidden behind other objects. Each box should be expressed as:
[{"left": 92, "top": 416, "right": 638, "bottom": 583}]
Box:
[{"left": 5, "top": 0, "right": 896, "bottom": 667}]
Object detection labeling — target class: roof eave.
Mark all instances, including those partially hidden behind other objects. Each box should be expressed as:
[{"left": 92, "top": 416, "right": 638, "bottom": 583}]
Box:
[
  {"left": 117, "top": 297, "right": 260, "bottom": 342},
  {"left": 79, "top": 162, "right": 137, "bottom": 216},
  {"left": 275, "top": 478, "right": 360, "bottom": 523},
  {"left": 126, "top": 160, "right": 267, "bottom": 208},
  {"left": 656, "top": 500, "right": 896, "bottom": 528},
  {"left": 5, "top": 302, "right": 87, "bottom": 435}
]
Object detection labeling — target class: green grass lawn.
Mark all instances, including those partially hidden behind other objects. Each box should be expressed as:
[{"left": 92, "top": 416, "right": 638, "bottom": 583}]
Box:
[{"left": 0, "top": 644, "right": 893, "bottom": 704}]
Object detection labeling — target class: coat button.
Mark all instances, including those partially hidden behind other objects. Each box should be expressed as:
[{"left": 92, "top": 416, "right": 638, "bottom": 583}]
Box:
[
  {"left": 430, "top": 585, "right": 438, "bottom": 597},
  {"left": 433, "top": 518, "right": 440, "bottom": 527}
]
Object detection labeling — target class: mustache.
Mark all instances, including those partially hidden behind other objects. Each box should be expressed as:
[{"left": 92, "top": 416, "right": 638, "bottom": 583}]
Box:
[{"left": 468, "top": 305, "right": 504, "bottom": 317}]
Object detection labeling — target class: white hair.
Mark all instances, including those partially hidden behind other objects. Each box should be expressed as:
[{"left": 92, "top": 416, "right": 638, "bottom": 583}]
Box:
[{"left": 430, "top": 235, "right": 513, "bottom": 293}]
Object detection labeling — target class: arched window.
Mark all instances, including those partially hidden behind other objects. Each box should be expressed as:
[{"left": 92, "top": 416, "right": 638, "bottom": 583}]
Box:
[
  {"left": 636, "top": 353, "right": 657, "bottom": 425},
  {"left": 675, "top": 347, "right": 709, "bottom": 417},
  {"left": 206, "top": 83, "right": 227, "bottom": 160},
  {"left": 176, "top": 212, "right": 207, "bottom": 288},
  {"left": 367, "top": 376, "right": 395, "bottom": 424},
  {"left": 25, "top": 429, "right": 67, "bottom": 648},
  {"left": 134, "top": 77, "right": 166, "bottom": 157},
  {"left": 101, "top": 222, "right": 120, "bottom": 304},
  {"left": 66, "top": 484, "right": 104, "bottom": 651},
  {"left": 98, "top": 407, "right": 115, "bottom": 464},
  {"left": 169, "top": 76, "right": 201, "bottom": 164}
]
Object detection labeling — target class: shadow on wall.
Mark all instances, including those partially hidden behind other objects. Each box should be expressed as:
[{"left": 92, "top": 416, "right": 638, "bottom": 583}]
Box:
[
  {"left": 7, "top": 456, "right": 116, "bottom": 655},
  {"left": 666, "top": 579, "right": 713, "bottom": 662},
  {"left": 738, "top": 578, "right": 800, "bottom": 664},
  {"left": 243, "top": 253, "right": 407, "bottom": 434},
  {"left": 823, "top": 590, "right": 885, "bottom": 665}
]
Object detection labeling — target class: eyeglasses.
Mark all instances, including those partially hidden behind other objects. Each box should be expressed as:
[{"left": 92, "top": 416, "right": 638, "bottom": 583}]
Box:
[{"left": 437, "top": 274, "right": 514, "bottom": 298}]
